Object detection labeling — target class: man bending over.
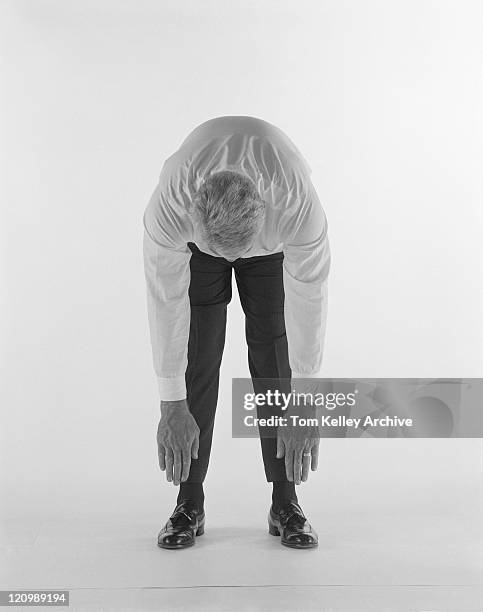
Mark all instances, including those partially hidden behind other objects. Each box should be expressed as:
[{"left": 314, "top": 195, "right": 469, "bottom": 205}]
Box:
[{"left": 143, "top": 115, "right": 330, "bottom": 549}]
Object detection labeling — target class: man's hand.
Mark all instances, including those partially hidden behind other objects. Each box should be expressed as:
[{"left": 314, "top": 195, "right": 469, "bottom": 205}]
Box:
[
  {"left": 276, "top": 406, "right": 320, "bottom": 485},
  {"left": 157, "top": 399, "right": 200, "bottom": 486}
]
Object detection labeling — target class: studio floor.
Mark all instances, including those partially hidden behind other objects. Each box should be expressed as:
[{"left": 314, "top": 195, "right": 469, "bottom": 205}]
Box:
[{"left": 1, "top": 442, "right": 482, "bottom": 611}]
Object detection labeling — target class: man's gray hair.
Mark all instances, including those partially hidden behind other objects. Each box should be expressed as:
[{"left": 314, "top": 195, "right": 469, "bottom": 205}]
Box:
[{"left": 193, "top": 170, "right": 266, "bottom": 257}]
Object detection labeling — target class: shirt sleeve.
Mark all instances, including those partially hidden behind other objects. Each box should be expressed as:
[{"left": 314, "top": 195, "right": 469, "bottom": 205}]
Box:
[
  {"left": 143, "top": 182, "right": 192, "bottom": 401},
  {"left": 282, "top": 180, "right": 331, "bottom": 379}
]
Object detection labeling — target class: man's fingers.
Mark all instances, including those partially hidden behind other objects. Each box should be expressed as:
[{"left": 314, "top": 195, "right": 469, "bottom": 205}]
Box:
[
  {"left": 302, "top": 448, "right": 311, "bottom": 482},
  {"left": 165, "top": 448, "right": 174, "bottom": 482},
  {"left": 293, "top": 450, "right": 303, "bottom": 485},
  {"left": 181, "top": 448, "right": 191, "bottom": 482},
  {"left": 173, "top": 449, "right": 182, "bottom": 486},
  {"left": 285, "top": 448, "right": 294, "bottom": 482},
  {"left": 276, "top": 436, "right": 285, "bottom": 459},
  {"left": 311, "top": 443, "right": 319, "bottom": 471},
  {"left": 158, "top": 445, "right": 166, "bottom": 471},
  {"left": 191, "top": 435, "right": 199, "bottom": 460}
]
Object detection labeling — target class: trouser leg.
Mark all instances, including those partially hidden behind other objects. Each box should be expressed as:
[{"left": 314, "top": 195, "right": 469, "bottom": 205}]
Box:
[
  {"left": 183, "top": 243, "right": 232, "bottom": 483},
  {"left": 234, "top": 252, "right": 291, "bottom": 482}
]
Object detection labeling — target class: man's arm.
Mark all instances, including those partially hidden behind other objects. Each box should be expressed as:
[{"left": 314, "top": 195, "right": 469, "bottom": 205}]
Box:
[
  {"left": 278, "top": 180, "right": 331, "bottom": 483},
  {"left": 282, "top": 187, "right": 330, "bottom": 380},
  {"left": 143, "top": 227, "right": 191, "bottom": 401},
  {"left": 143, "top": 184, "right": 199, "bottom": 485}
]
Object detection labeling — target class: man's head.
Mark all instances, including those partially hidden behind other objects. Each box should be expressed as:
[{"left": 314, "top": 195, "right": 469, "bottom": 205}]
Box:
[{"left": 193, "top": 170, "right": 266, "bottom": 261}]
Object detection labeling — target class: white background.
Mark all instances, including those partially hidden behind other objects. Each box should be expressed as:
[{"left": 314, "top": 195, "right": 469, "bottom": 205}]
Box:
[{"left": 1, "top": 0, "right": 482, "bottom": 583}]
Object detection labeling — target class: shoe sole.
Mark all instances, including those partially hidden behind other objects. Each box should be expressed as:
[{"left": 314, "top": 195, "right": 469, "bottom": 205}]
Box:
[
  {"left": 281, "top": 539, "right": 318, "bottom": 549},
  {"left": 157, "top": 540, "right": 196, "bottom": 550}
]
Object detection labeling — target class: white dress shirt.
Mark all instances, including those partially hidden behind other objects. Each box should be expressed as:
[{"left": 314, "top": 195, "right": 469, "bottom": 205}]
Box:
[{"left": 143, "top": 116, "right": 331, "bottom": 401}]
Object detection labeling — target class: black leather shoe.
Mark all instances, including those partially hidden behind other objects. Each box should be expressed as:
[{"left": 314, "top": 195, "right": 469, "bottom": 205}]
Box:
[
  {"left": 157, "top": 500, "right": 205, "bottom": 550},
  {"left": 268, "top": 501, "right": 318, "bottom": 549}
]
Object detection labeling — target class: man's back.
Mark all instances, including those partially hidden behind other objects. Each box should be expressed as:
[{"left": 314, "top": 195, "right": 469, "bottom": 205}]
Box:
[
  {"left": 146, "top": 115, "right": 321, "bottom": 257},
  {"left": 177, "top": 115, "right": 311, "bottom": 172}
]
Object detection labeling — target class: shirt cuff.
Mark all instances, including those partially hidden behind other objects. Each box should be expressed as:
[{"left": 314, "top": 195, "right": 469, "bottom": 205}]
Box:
[
  {"left": 157, "top": 376, "right": 187, "bottom": 401},
  {"left": 291, "top": 370, "right": 321, "bottom": 379},
  {"left": 291, "top": 371, "right": 323, "bottom": 395}
]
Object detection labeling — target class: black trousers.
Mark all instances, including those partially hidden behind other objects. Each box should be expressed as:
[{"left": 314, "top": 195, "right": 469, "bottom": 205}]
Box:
[{"left": 184, "top": 242, "right": 291, "bottom": 483}]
